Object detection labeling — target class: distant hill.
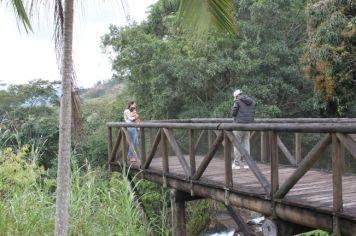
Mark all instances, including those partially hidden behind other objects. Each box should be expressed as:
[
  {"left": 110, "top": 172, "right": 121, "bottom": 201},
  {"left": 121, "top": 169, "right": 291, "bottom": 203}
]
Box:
[{"left": 79, "top": 79, "right": 122, "bottom": 99}]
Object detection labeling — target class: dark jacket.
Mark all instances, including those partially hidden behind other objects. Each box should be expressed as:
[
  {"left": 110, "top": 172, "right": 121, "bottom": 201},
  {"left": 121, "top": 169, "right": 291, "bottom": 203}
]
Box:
[{"left": 231, "top": 95, "right": 255, "bottom": 123}]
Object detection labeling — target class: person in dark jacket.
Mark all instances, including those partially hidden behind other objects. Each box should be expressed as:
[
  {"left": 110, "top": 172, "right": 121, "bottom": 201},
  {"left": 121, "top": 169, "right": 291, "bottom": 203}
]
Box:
[{"left": 231, "top": 89, "right": 255, "bottom": 169}]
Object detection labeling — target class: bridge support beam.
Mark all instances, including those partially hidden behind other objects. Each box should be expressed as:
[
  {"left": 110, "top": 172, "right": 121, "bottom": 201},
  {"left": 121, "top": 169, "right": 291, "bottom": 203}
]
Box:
[
  {"left": 171, "top": 189, "right": 186, "bottom": 236},
  {"left": 170, "top": 189, "right": 202, "bottom": 236},
  {"left": 170, "top": 189, "right": 203, "bottom": 236}
]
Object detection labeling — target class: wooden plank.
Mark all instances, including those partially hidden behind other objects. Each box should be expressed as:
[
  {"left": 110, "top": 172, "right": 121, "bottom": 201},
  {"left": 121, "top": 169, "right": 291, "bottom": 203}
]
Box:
[
  {"left": 140, "top": 128, "right": 146, "bottom": 168},
  {"left": 275, "top": 134, "right": 332, "bottom": 199},
  {"left": 111, "top": 129, "right": 122, "bottom": 163},
  {"left": 208, "top": 130, "right": 213, "bottom": 150},
  {"left": 192, "top": 132, "right": 224, "bottom": 180},
  {"left": 288, "top": 180, "right": 332, "bottom": 193},
  {"left": 261, "top": 132, "right": 268, "bottom": 163},
  {"left": 143, "top": 130, "right": 161, "bottom": 169},
  {"left": 122, "top": 129, "right": 128, "bottom": 164},
  {"left": 336, "top": 133, "right": 356, "bottom": 160},
  {"left": 332, "top": 134, "right": 343, "bottom": 215},
  {"left": 270, "top": 131, "right": 279, "bottom": 198},
  {"left": 224, "top": 131, "right": 233, "bottom": 188},
  {"left": 161, "top": 129, "right": 169, "bottom": 174},
  {"left": 287, "top": 189, "right": 333, "bottom": 200},
  {"left": 108, "top": 127, "right": 113, "bottom": 166},
  {"left": 189, "top": 129, "right": 196, "bottom": 177},
  {"left": 226, "top": 131, "right": 271, "bottom": 195},
  {"left": 163, "top": 128, "right": 190, "bottom": 177},
  {"left": 295, "top": 133, "right": 302, "bottom": 164},
  {"left": 277, "top": 135, "right": 296, "bottom": 166}
]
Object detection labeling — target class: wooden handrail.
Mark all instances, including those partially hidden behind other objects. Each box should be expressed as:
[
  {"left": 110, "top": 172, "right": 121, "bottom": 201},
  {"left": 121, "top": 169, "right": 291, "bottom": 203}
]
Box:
[
  {"left": 147, "top": 118, "right": 356, "bottom": 123},
  {"left": 107, "top": 121, "right": 356, "bottom": 133}
]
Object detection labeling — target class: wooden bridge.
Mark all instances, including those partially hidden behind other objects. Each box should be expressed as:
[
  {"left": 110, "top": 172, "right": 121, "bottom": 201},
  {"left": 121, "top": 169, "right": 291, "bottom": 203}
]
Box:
[{"left": 107, "top": 118, "right": 356, "bottom": 236}]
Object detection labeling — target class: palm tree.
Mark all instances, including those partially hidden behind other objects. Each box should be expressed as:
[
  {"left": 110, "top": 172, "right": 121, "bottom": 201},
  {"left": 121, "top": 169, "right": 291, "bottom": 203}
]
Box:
[
  {"left": 54, "top": 1, "right": 74, "bottom": 235},
  {"left": 4, "top": 1, "right": 75, "bottom": 235}
]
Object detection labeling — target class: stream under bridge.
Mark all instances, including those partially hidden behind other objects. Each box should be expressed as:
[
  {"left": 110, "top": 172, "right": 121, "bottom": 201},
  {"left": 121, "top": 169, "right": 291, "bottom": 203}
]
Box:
[{"left": 107, "top": 118, "right": 356, "bottom": 236}]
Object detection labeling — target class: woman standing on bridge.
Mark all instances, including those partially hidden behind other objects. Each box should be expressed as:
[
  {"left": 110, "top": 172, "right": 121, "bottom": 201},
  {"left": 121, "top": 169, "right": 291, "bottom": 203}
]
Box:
[{"left": 124, "top": 101, "right": 139, "bottom": 162}]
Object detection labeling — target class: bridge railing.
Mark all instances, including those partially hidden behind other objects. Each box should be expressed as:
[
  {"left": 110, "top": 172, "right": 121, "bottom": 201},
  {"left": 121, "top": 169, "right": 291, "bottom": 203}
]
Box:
[{"left": 107, "top": 119, "right": 356, "bottom": 232}]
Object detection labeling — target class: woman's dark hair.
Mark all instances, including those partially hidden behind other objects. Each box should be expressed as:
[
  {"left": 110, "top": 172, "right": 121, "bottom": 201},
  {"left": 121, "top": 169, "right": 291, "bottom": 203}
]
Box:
[{"left": 127, "top": 101, "right": 136, "bottom": 109}]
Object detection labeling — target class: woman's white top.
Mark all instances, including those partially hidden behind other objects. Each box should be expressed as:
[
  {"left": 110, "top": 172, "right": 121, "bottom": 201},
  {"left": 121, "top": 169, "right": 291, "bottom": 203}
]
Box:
[{"left": 124, "top": 109, "right": 135, "bottom": 123}]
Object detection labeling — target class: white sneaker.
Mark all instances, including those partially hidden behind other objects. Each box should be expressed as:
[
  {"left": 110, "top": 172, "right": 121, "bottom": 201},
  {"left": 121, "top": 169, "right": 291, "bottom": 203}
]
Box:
[
  {"left": 232, "top": 163, "right": 240, "bottom": 170},
  {"left": 243, "top": 165, "right": 249, "bottom": 169}
]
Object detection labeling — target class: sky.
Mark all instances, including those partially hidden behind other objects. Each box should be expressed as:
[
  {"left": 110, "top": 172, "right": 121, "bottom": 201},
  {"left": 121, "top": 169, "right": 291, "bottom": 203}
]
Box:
[{"left": 0, "top": 0, "right": 157, "bottom": 88}]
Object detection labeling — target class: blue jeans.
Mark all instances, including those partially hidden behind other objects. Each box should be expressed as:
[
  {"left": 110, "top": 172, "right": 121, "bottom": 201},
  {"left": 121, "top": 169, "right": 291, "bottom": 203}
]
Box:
[{"left": 127, "top": 127, "right": 139, "bottom": 158}]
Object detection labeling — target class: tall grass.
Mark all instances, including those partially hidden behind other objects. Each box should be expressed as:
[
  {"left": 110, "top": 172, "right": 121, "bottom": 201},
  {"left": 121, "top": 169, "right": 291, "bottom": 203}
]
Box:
[{"left": 0, "top": 146, "right": 154, "bottom": 235}]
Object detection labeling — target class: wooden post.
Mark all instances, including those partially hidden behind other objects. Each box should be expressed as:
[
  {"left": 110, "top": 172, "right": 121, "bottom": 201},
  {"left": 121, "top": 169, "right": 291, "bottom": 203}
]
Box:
[
  {"left": 140, "top": 128, "right": 146, "bottom": 169},
  {"left": 261, "top": 131, "right": 268, "bottom": 163},
  {"left": 270, "top": 131, "right": 279, "bottom": 199},
  {"left": 295, "top": 133, "right": 302, "bottom": 165},
  {"left": 122, "top": 129, "right": 128, "bottom": 164},
  {"left": 332, "top": 134, "right": 343, "bottom": 236},
  {"left": 161, "top": 129, "right": 169, "bottom": 174},
  {"left": 108, "top": 127, "right": 113, "bottom": 170},
  {"left": 224, "top": 131, "right": 233, "bottom": 188},
  {"left": 189, "top": 129, "right": 196, "bottom": 177},
  {"left": 171, "top": 189, "right": 186, "bottom": 236}
]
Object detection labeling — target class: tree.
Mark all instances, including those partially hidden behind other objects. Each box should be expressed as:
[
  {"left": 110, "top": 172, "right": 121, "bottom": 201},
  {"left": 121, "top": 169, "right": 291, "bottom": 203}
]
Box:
[
  {"left": 54, "top": 1, "right": 74, "bottom": 235},
  {"left": 303, "top": 0, "right": 356, "bottom": 116},
  {"left": 0, "top": 79, "right": 60, "bottom": 167},
  {"left": 103, "top": 0, "right": 312, "bottom": 120},
  {"left": 2, "top": 0, "right": 76, "bottom": 234}
]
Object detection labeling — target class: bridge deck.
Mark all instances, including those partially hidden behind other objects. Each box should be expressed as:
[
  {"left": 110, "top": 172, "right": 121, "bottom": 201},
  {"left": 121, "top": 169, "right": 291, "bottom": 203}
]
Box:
[{"left": 126, "top": 155, "right": 356, "bottom": 220}]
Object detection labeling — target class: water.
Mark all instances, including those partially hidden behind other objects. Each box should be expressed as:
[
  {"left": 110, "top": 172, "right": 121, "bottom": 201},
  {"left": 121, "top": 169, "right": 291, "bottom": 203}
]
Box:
[{"left": 199, "top": 228, "right": 235, "bottom": 236}]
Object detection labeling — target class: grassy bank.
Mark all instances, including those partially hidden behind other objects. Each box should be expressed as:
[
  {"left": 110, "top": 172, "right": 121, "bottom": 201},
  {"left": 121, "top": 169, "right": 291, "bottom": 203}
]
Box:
[{"left": 0, "top": 146, "right": 152, "bottom": 235}]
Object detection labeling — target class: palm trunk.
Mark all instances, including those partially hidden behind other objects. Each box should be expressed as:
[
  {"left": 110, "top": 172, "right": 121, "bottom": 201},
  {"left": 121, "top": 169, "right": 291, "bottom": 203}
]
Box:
[{"left": 55, "top": 0, "right": 74, "bottom": 235}]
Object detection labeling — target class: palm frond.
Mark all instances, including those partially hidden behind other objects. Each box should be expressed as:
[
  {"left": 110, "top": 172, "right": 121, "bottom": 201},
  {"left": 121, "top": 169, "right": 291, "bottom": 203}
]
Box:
[
  {"left": 7, "top": 0, "right": 33, "bottom": 33},
  {"left": 178, "top": 0, "right": 237, "bottom": 37}
]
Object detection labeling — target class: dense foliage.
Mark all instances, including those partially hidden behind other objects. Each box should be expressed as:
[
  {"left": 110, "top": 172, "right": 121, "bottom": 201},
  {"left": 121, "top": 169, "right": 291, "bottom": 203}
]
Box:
[
  {"left": 0, "top": 80, "right": 59, "bottom": 168},
  {"left": 303, "top": 0, "right": 356, "bottom": 116},
  {"left": 102, "top": 0, "right": 316, "bottom": 120}
]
